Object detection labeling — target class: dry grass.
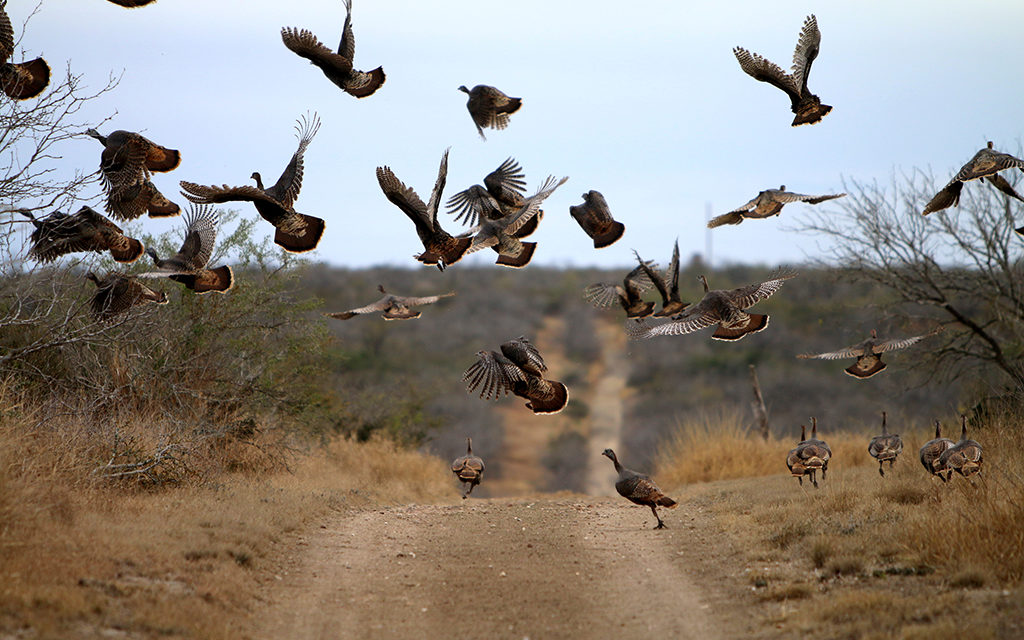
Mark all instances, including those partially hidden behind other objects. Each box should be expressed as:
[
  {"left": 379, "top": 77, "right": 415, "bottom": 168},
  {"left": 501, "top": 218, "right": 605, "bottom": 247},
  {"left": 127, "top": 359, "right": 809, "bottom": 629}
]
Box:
[
  {"left": 661, "top": 408, "right": 1024, "bottom": 639},
  {"left": 0, "top": 404, "right": 451, "bottom": 638},
  {"left": 656, "top": 409, "right": 872, "bottom": 485}
]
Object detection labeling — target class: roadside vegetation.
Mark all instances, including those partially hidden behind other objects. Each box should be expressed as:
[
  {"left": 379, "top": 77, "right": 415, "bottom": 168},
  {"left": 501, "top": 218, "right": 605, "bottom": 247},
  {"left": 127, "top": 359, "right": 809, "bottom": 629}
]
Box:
[{"left": 658, "top": 406, "right": 1024, "bottom": 639}]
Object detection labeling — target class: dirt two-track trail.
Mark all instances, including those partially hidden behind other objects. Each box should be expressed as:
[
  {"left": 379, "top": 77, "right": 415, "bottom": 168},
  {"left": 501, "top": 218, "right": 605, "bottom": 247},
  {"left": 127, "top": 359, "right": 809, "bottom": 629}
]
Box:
[{"left": 257, "top": 318, "right": 750, "bottom": 639}]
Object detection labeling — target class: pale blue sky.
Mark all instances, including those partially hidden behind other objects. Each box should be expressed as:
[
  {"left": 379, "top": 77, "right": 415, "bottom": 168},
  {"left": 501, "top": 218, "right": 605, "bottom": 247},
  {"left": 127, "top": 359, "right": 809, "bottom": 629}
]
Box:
[{"left": 15, "top": 0, "right": 1024, "bottom": 269}]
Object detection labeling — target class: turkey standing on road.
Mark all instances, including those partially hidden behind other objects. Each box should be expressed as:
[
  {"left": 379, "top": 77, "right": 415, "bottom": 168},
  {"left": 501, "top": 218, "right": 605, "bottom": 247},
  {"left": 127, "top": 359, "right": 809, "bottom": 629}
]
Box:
[
  {"left": 281, "top": 0, "right": 385, "bottom": 98},
  {"left": 708, "top": 185, "right": 845, "bottom": 228},
  {"left": 463, "top": 336, "right": 569, "bottom": 415},
  {"left": 937, "top": 416, "right": 983, "bottom": 480},
  {"left": 450, "top": 437, "right": 485, "bottom": 499},
  {"left": 324, "top": 284, "right": 455, "bottom": 321},
  {"left": 868, "top": 411, "right": 903, "bottom": 477},
  {"left": 19, "top": 206, "right": 143, "bottom": 263},
  {"left": 733, "top": 15, "right": 831, "bottom": 126},
  {"left": 139, "top": 204, "right": 233, "bottom": 294},
  {"left": 919, "top": 420, "right": 956, "bottom": 482},
  {"left": 0, "top": 0, "right": 49, "bottom": 100},
  {"left": 85, "top": 128, "right": 180, "bottom": 221},
  {"left": 458, "top": 84, "right": 522, "bottom": 140},
  {"left": 584, "top": 263, "right": 655, "bottom": 319},
  {"left": 458, "top": 175, "right": 568, "bottom": 268},
  {"left": 797, "top": 327, "right": 942, "bottom": 379},
  {"left": 180, "top": 114, "right": 325, "bottom": 253},
  {"left": 601, "top": 448, "right": 677, "bottom": 529},
  {"left": 627, "top": 271, "right": 795, "bottom": 341},
  {"left": 633, "top": 241, "right": 688, "bottom": 316},
  {"left": 568, "top": 191, "right": 625, "bottom": 249},
  {"left": 376, "top": 149, "right": 471, "bottom": 271},
  {"left": 923, "top": 141, "right": 1024, "bottom": 216},
  {"left": 86, "top": 271, "right": 167, "bottom": 320}
]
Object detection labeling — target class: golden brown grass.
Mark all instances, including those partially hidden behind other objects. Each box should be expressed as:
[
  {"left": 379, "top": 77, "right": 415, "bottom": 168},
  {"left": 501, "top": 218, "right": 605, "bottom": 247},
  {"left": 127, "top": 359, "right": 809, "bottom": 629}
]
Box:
[
  {"left": 656, "top": 408, "right": 872, "bottom": 485},
  {"left": 0, "top": 404, "right": 451, "bottom": 639},
  {"left": 659, "top": 408, "right": 1024, "bottom": 639}
]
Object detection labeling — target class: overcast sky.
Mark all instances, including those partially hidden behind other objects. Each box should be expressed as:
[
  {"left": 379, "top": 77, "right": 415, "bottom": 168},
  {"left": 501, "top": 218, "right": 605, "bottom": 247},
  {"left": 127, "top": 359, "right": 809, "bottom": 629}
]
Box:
[{"left": 12, "top": 0, "right": 1024, "bottom": 270}]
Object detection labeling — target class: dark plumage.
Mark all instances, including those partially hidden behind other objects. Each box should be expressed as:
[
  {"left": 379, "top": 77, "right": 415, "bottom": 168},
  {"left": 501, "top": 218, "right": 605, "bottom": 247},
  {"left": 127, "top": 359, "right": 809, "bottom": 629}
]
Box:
[
  {"left": 584, "top": 264, "right": 655, "bottom": 319},
  {"left": 458, "top": 84, "right": 522, "bottom": 140},
  {"left": 733, "top": 14, "right": 831, "bottom": 126},
  {"left": 19, "top": 206, "right": 143, "bottom": 263},
  {"left": 463, "top": 336, "right": 569, "bottom": 415},
  {"left": 450, "top": 437, "right": 485, "bottom": 499},
  {"left": 938, "top": 416, "right": 983, "bottom": 480},
  {"left": 569, "top": 191, "right": 625, "bottom": 249},
  {"left": 106, "top": 0, "right": 157, "bottom": 6},
  {"left": 281, "top": 0, "right": 385, "bottom": 98},
  {"left": 376, "top": 149, "right": 471, "bottom": 271},
  {"left": 85, "top": 128, "right": 180, "bottom": 221},
  {"left": 324, "top": 284, "right": 455, "bottom": 321},
  {"left": 627, "top": 271, "right": 795, "bottom": 341},
  {"left": 0, "top": 0, "right": 49, "bottom": 100},
  {"left": 458, "top": 175, "right": 568, "bottom": 268},
  {"left": 601, "top": 449, "right": 677, "bottom": 529},
  {"left": 708, "top": 185, "right": 845, "bottom": 228},
  {"left": 633, "top": 241, "right": 688, "bottom": 316},
  {"left": 797, "top": 327, "right": 942, "bottom": 379},
  {"left": 923, "top": 142, "right": 1024, "bottom": 215},
  {"left": 86, "top": 271, "right": 167, "bottom": 320},
  {"left": 139, "top": 204, "right": 233, "bottom": 294},
  {"left": 867, "top": 411, "right": 903, "bottom": 477},
  {"left": 180, "top": 113, "right": 325, "bottom": 253},
  {"left": 919, "top": 421, "right": 956, "bottom": 482}
]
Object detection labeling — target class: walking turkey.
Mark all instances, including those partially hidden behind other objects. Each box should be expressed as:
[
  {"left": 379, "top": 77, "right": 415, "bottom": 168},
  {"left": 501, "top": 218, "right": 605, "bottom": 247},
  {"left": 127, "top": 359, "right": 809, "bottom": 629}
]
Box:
[
  {"left": 601, "top": 448, "right": 677, "bottom": 529},
  {"left": 867, "top": 411, "right": 903, "bottom": 477},
  {"left": 919, "top": 420, "right": 956, "bottom": 482},
  {"left": 937, "top": 416, "right": 983, "bottom": 480},
  {"left": 450, "top": 437, "right": 485, "bottom": 499}
]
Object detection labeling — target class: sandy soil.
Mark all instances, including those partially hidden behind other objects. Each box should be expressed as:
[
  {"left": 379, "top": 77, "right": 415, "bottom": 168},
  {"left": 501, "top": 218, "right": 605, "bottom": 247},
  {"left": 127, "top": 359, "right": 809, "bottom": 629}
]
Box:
[{"left": 256, "top": 495, "right": 752, "bottom": 640}]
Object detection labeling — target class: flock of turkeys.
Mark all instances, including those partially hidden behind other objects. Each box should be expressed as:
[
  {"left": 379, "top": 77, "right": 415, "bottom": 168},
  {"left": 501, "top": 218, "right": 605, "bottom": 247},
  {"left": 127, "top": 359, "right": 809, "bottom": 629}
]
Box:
[{"left": 6, "top": 4, "right": 1006, "bottom": 528}]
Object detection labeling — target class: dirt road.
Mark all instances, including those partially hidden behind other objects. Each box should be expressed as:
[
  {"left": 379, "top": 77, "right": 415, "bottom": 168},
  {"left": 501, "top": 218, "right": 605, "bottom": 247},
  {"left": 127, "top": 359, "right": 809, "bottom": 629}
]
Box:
[{"left": 257, "top": 495, "right": 750, "bottom": 640}]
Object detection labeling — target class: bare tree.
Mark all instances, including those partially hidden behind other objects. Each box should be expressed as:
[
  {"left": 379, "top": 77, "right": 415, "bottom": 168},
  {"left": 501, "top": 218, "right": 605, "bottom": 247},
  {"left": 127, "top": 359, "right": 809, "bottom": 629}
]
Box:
[{"left": 799, "top": 170, "right": 1024, "bottom": 389}]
